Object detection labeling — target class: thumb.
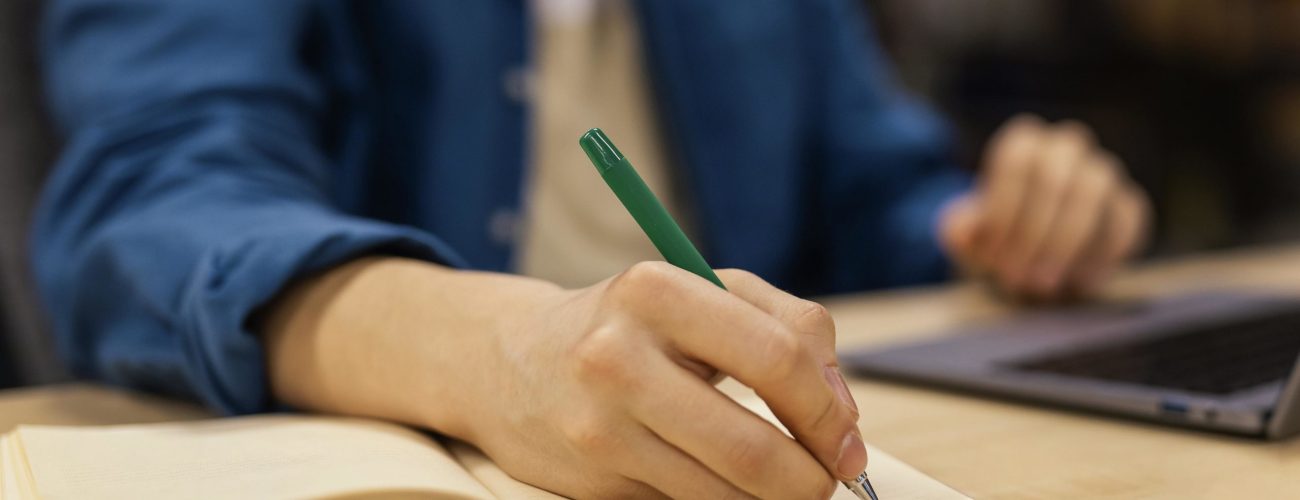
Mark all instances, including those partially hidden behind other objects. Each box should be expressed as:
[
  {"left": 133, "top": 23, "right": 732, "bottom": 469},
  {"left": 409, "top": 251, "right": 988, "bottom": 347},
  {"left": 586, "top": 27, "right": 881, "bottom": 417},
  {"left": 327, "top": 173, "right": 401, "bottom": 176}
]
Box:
[{"left": 938, "top": 192, "right": 984, "bottom": 265}]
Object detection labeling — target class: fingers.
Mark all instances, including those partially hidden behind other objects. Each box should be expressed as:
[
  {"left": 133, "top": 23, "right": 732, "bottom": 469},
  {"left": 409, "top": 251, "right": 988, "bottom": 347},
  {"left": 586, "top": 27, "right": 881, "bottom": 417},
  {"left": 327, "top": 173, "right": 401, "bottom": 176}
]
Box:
[
  {"left": 997, "top": 123, "right": 1089, "bottom": 290},
  {"left": 1024, "top": 154, "right": 1118, "bottom": 295},
  {"left": 717, "top": 268, "right": 860, "bottom": 418},
  {"left": 937, "top": 193, "right": 983, "bottom": 270},
  {"left": 626, "top": 349, "right": 836, "bottom": 499},
  {"left": 565, "top": 322, "right": 745, "bottom": 499},
  {"left": 715, "top": 269, "right": 837, "bottom": 362},
  {"left": 553, "top": 406, "right": 718, "bottom": 499},
  {"left": 1068, "top": 184, "right": 1149, "bottom": 293},
  {"left": 604, "top": 264, "right": 816, "bottom": 388},
  {"left": 1106, "top": 186, "right": 1149, "bottom": 264},
  {"left": 620, "top": 426, "right": 753, "bottom": 500},
  {"left": 970, "top": 115, "right": 1152, "bottom": 300},
  {"left": 977, "top": 114, "right": 1045, "bottom": 265},
  {"left": 602, "top": 262, "right": 863, "bottom": 482}
]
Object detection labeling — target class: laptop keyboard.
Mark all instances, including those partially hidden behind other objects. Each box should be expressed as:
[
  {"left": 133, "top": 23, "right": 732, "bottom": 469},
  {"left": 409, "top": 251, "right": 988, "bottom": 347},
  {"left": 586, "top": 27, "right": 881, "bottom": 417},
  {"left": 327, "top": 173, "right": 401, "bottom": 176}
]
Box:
[{"left": 1009, "top": 308, "right": 1300, "bottom": 395}]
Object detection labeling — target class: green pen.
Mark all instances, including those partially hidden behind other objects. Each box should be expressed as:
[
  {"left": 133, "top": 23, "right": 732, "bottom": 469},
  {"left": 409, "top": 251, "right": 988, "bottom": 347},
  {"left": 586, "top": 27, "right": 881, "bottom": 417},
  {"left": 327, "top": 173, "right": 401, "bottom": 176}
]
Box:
[
  {"left": 579, "top": 128, "right": 725, "bottom": 288},
  {"left": 578, "top": 128, "right": 879, "bottom": 500}
]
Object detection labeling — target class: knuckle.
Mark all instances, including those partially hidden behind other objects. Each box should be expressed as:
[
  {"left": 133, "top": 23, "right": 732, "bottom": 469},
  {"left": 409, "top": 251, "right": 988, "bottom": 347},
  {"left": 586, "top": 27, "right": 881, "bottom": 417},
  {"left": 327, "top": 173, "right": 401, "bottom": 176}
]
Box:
[
  {"left": 803, "top": 390, "right": 842, "bottom": 433},
  {"left": 997, "top": 115, "right": 1043, "bottom": 147},
  {"left": 1084, "top": 166, "right": 1118, "bottom": 194},
  {"left": 756, "top": 327, "right": 804, "bottom": 384},
  {"left": 725, "top": 433, "right": 776, "bottom": 482},
  {"left": 625, "top": 261, "right": 675, "bottom": 286},
  {"left": 790, "top": 300, "right": 834, "bottom": 337},
  {"left": 992, "top": 148, "right": 1032, "bottom": 178},
  {"left": 1033, "top": 170, "right": 1073, "bottom": 204},
  {"left": 573, "top": 326, "right": 634, "bottom": 385},
  {"left": 1041, "top": 155, "right": 1074, "bottom": 183},
  {"left": 1008, "top": 113, "right": 1044, "bottom": 129},
  {"left": 563, "top": 414, "right": 620, "bottom": 457},
  {"left": 609, "top": 261, "right": 676, "bottom": 301},
  {"left": 1055, "top": 120, "right": 1093, "bottom": 143}
]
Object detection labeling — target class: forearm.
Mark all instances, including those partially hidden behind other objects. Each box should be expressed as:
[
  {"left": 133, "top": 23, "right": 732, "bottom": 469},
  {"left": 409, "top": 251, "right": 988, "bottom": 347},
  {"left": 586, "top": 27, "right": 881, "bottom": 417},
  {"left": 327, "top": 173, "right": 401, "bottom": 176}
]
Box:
[
  {"left": 261, "top": 256, "right": 562, "bottom": 440},
  {"left": 262, "top": 258, "right": 864, "bottom": 497}
]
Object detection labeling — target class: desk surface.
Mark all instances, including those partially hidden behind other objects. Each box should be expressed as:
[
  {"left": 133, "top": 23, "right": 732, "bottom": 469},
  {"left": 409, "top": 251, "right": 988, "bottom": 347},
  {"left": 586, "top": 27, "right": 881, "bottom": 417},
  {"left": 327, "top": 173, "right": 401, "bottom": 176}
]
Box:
[{"left": 6, "top": 245, "right": 1300, "bottom": 499}]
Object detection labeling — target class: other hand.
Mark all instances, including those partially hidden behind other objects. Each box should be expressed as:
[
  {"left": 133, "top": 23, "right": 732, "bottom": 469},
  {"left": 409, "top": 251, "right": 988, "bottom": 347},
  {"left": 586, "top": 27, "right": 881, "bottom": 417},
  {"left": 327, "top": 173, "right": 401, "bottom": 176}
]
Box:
[{"left": 939, "top": 115, "right": 1151, "bottom": 301}]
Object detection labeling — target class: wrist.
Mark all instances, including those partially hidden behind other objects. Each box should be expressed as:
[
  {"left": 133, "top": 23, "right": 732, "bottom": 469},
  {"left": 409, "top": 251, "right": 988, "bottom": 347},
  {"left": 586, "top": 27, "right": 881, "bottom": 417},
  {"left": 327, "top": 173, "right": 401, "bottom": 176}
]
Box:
[
  {"left": 436, "top": 272, "right": 570, "bottom": 441},
  {"left": 353, "top": 259, "right": 567, "bottom": 441},
  {"left": 262, "top": 257, "right": 444, "bottom": 428},
  {"left": 262, "top": 255, "right": 569, "bottom": 442}
]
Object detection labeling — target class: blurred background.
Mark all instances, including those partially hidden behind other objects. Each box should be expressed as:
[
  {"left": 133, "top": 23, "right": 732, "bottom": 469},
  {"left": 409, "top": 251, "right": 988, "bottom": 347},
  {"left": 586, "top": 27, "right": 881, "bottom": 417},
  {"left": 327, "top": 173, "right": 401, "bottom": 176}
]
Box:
[
  {"left": 0, "top": 0, "right": 58, "bottom": 389},
  {"left": 869, "top": 0, "right": 1300, "bottom": 255},
  {"left": 3, "top": 0, "right": 1300, "bottom": 389}
]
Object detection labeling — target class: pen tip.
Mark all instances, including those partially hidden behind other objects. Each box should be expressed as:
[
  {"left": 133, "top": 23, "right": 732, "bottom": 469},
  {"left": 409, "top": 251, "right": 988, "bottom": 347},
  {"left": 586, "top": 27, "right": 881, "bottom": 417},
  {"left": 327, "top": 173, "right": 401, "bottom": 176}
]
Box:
[
  {"left": 862, "top": 475, "right": 879, "bottom": 500},
  {"left": 844, "top": 471, "right": 879, "bottom": 500}
]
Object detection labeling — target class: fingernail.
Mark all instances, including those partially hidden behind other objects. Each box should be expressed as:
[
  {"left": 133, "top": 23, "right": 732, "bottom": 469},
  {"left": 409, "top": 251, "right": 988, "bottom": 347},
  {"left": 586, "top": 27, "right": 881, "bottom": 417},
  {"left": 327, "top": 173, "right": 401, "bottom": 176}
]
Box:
[
  {"left": 824, "top": 366, "right": 858, "bottom": 416},
  {"left": 836, "top": 431, "right": 868, "bottom": 479}
]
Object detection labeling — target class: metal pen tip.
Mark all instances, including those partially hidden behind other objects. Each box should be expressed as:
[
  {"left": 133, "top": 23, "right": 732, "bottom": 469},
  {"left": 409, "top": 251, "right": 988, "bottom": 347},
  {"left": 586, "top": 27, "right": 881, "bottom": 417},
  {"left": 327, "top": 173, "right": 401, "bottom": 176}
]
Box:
[{"left": 843, "top": 471, "right": 879, "bottom": 500}]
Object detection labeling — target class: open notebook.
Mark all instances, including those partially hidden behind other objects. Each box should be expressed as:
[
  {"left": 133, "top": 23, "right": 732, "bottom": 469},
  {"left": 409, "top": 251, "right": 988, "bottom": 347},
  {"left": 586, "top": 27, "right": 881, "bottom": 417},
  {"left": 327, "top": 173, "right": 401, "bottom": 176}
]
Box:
[{"left": 0, "top": 397, "right": 967, "bottom": 499}]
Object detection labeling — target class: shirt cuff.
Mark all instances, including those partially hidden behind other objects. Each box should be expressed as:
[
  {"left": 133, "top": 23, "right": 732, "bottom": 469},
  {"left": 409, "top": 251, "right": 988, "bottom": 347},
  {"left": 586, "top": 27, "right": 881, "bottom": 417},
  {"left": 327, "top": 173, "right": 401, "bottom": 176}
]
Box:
[
  {"left": 176, "top": 210, "right": 467, "bottom": 415},
  {"left": 889, "top": 167, "right": 974, "bottom": 283}
]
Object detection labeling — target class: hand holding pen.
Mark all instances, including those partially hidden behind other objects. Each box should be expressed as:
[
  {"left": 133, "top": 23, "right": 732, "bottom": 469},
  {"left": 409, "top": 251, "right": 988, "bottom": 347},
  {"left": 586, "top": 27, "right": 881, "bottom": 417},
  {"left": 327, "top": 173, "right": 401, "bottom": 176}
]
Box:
[{"left": 581, "top": 128, "right": 877, "bottom": 498}]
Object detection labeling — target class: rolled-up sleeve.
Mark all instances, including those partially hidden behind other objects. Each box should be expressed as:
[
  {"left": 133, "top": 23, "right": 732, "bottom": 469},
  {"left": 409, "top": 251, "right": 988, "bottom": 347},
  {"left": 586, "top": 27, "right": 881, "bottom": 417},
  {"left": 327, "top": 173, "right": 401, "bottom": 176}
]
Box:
[{"left": 32, "top": 0, "right": 463, "bottom": 414}]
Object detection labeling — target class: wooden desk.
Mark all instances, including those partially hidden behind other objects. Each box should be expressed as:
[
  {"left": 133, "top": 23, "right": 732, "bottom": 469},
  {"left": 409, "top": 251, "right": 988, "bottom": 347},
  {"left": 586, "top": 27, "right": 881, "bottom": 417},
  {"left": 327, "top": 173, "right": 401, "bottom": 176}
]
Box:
[
  {"left": 5, "top": 244, "right": 1300, "bottom": 499},
  {"left": 0, "top": 384, "right": 210, "bottom": 432},
  {"left": 819, "top": 244, "right": 1300, "bottom": 499}
]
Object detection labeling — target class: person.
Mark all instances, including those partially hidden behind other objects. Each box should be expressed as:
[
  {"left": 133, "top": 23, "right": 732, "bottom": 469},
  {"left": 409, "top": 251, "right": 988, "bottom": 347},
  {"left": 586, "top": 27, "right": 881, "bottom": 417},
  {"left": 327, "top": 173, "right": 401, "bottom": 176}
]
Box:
[{"left": 33, "top": 0, "right": 1148, "bottom": 498}]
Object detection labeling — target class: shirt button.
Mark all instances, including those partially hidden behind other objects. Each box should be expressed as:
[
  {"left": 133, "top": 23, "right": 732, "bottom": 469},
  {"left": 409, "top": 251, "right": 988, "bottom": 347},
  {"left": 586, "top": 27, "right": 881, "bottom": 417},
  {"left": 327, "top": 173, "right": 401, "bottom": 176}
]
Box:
[
  {"left": 489, "top": 208, "right": 519, "bottom": 245},
  {"left": 502, "top": 67, "right": 534, "bottom": 104}
]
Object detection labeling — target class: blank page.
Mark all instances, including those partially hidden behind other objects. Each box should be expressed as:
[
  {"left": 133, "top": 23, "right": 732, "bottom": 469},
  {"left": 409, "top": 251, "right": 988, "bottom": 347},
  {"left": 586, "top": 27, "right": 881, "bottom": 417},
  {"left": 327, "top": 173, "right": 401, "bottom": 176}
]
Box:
[
  {"left": 734, "top": 393, "right": 971, "bottom": 500},
  {"left": 13, "top": 415, "right": 493, "bottom": 500}
]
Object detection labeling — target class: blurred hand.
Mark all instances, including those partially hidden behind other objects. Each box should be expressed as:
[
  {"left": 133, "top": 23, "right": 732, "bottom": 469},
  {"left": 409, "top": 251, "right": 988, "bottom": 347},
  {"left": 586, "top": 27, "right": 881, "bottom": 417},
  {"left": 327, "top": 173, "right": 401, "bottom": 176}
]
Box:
[
  {"left": 265, "top": 259, "right": 861, "bottom": 500},
  {"left": 939, "top": 115, "right": 1151, "bottom": 300}
]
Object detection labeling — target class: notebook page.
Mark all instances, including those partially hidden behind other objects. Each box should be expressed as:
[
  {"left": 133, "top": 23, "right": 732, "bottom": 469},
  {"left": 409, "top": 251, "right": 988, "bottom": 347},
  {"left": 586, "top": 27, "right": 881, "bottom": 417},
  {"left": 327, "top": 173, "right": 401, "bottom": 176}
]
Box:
[
  {"left": 14, "top": 415, "right": 493, "bottom": 500},
  {"left": 433, "top": 393, "right": 968, "bottom": 499},
  {"left": 734, "top": 394, "right": 971, "bottom": 500},
  {"left": 1, "top": 435, "right": 15, "bottom": 499},
  {"left": 2, "top": 433, "right": 38, "bottom": 499},
  {"left": 847, "top": 444, "right": 969, "bottom": 500}
]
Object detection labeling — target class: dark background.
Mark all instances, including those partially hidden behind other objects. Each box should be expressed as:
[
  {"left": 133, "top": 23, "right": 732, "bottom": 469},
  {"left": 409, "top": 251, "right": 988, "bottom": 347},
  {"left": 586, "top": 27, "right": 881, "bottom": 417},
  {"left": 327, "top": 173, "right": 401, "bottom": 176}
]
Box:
[
  {"left": 0, "top": 0, "right": 58, "bottom": 388},
  {"left": 868, "top": 0, "right": 1300, "bottom": 257}
]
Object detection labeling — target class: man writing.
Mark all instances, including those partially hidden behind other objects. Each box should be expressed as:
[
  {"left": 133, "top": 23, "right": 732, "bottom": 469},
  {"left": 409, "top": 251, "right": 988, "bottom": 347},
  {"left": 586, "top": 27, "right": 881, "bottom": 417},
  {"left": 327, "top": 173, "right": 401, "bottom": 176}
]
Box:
[{"left": 34, "top": 0, "right": 1147, "bottom": 497}]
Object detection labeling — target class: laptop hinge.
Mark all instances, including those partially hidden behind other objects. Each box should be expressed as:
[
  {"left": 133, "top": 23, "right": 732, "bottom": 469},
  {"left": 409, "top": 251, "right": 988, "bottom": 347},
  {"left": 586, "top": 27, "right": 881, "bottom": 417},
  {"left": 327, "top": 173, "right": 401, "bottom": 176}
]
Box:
[{"left": 1266, "top": 357, "right": 1300, "bottom": 438}]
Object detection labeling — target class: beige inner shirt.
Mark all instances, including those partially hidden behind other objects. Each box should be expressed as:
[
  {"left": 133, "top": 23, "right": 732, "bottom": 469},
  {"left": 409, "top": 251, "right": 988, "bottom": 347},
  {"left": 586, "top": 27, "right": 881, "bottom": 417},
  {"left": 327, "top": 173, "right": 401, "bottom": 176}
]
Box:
[{"left": 518, "top": 0, "right": 689, "bottom": 289}]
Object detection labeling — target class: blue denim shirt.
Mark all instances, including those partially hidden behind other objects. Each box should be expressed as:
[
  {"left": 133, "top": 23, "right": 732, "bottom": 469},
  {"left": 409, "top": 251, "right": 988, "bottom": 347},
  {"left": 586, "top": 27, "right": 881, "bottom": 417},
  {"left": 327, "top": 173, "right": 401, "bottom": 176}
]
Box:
[{"left": 33, "top": 0, "right": 971, "bottom": 414}]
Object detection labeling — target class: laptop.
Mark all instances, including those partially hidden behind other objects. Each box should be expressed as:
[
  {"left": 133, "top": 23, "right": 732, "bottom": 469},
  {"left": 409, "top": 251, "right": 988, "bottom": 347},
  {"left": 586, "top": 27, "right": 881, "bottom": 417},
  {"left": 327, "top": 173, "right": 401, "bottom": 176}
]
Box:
[{"left": 841, "top": 291, "right": 1300, "bottom": 439}]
